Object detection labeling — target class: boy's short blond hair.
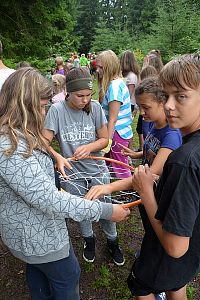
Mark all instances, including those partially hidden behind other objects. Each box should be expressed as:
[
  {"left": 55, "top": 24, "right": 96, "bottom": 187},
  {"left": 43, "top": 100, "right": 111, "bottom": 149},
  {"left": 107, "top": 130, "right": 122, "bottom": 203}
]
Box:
[{"left": 160, "top": 54, "right": 200, "bottom": 89}]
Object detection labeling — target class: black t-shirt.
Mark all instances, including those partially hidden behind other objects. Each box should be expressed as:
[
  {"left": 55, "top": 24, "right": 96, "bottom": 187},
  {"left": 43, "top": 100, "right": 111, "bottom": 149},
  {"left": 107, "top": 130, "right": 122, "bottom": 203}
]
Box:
[{"left": 133, "top": 130, "right": 200, "bottom": 291}]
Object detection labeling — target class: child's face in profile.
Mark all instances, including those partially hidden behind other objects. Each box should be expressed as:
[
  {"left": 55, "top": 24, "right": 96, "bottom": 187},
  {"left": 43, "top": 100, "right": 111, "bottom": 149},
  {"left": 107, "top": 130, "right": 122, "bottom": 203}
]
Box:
[
  {"left": 136, "top": 93, "right": 164, "bottom": 122},
  {"left": 163, "top": 85, "right": 200, "bottom": 135},
  {"left": 96, "top": 60, "right": 103, "bottom": 79},
  {"left": 40, "top": 99, "right": 49, "bottom": 116}
]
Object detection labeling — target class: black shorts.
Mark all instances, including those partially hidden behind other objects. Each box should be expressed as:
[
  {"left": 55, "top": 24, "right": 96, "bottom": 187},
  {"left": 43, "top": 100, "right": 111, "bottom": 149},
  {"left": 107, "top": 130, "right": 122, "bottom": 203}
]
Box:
[
  {"left": 136, "top": 114, "right": 143, "bottom": 134},
  {"left": 127, "top": 264, "right": 185, "bottom": 296}
]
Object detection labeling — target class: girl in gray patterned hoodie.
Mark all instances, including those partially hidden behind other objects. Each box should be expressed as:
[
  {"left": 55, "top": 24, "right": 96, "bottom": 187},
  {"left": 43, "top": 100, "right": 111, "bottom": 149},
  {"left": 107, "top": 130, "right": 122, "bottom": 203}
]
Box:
[{"left": 0, "top": 67, "right": 130, "bottom": 300}]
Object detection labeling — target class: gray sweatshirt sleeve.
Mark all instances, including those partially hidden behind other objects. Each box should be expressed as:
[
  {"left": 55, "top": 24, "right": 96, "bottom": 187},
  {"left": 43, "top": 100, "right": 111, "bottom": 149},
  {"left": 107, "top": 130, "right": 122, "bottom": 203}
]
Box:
[{"left": 0, "top": 149, "right": 113, "bottom": 222}]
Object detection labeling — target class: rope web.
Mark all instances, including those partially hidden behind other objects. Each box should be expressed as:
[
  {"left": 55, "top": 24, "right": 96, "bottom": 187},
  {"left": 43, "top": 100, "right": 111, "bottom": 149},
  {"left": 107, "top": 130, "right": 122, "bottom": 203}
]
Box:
[{"left": 59, "top": 156, "right": 141, "bottom": 205}]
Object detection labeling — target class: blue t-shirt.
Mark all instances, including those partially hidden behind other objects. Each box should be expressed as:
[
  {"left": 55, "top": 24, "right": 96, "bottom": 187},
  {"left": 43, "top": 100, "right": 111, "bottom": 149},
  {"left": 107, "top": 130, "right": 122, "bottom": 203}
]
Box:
[
  {"left": 143, "top": 124, "right": 182, "bottom": 166},
  {"left": 142, "top": 120, "right": 153, "bottom": 140},
  {"left": 101, "top": 78, "right": 133, "bottom": 139}
]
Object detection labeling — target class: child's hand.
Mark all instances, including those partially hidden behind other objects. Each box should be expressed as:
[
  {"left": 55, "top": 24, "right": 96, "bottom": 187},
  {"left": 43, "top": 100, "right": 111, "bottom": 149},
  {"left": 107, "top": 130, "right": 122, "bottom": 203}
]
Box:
[
  {"left": 132, "top": 164, "right": 154, "bottom": 198},
  {"left": 111, "top": 204, "right": 130, "bottom": 222},
  {"left": 118, "top": 143, "right": 135, "bottom": 157},
  {"left": 73, "top": 145, "right": 91, "bottom": 160},
  {"left": 85, "top": 184, "right": 112, "bottom": 200},
  {"left": 152, "top": 173, "right": 160, "bottom": 182},
  {"left": 55, "top": 155, "right": 72, "bottom": 179}
]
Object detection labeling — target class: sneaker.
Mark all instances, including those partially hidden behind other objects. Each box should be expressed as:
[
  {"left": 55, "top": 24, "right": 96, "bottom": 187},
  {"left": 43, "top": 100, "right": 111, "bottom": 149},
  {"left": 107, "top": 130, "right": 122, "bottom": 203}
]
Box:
[
  {"left": 155, "top": 293, "right": 167, "bottom": 300},
  {"left": 83, "top": 236, "right": 95, "bottom": 263},
  {"left": 107, "top": 238, "right": 125, "bottom": 266}
]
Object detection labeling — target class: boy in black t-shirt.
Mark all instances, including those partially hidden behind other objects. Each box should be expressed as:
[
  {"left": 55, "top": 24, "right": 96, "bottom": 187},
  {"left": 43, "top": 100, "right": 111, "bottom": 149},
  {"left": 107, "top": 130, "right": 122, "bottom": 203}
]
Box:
[{"left": 128, "top": 54, "right": 200, "bottom": 299}]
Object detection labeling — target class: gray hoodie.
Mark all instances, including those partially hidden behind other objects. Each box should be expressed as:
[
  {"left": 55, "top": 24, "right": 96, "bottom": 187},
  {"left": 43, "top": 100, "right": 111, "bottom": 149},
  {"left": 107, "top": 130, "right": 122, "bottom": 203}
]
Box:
[{"left": 0, "top": 134, "right": 112, "bottom": 264}]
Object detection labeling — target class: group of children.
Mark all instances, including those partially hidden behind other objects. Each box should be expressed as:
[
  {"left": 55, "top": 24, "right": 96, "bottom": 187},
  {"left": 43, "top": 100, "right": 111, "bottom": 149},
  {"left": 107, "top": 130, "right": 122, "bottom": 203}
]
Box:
[
  {"left": 53, "top": 52, "right": 97, "bottom": 76},
  {"left": 0, "top": 48, "right": 200, "bottom": 300},
  {"left": 68, "top": 52, "right": 97, "bottom": 74}
]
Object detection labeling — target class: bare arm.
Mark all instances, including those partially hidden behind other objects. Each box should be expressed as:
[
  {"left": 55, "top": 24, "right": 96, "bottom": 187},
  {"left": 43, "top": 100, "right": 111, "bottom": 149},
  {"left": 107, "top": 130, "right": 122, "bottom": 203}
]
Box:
[
  {"left": 42, "top": 129, "right": 61, "bottom": 160},
  {"left": 127, "top": 84, "right": 135, "bottom": 100},
  {"left": 150, "top": 147, "right": 172, "bottom": 176},
  {"left": 107, "top": 101, "right": 121, "bottom": 139},
  {"left": 85, "top": 171, "right": 159, "bottom": 200},
  {"left": 42, "top": 128, "right": 54, "bottom": 144},
  {"left": 133, "top": 165, "right": 190, "bottom": 258},
  {"left": 85, "top": 176, "right": 133, "bottom": 200},
  {"left": 119, "top": 144, "right": 172, "bottom": 175},
  {"left": 118, "top": 143, "right": 143, "bottom": 159},
  {"left": 42, "top": 128, "right": 72, "bottom": 177},
  {"left": 127, "top": 83, "right": 138, "bottom": 118}
]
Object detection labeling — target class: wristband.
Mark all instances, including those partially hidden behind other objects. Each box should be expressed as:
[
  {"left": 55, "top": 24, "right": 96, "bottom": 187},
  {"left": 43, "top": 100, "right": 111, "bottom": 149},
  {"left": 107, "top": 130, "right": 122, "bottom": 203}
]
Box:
[{"left": 102, "top": 139, "right": 112, "bottom": 153}]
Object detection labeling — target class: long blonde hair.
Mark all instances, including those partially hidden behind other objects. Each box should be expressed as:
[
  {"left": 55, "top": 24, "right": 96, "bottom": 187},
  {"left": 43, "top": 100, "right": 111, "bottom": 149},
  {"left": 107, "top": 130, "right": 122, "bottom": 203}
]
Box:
[
  {"left": 97, "top": 50, "right": 122, "bottom": 98},
  {"left": 0, "top": 67, "right": 52, "bottom": 156}
]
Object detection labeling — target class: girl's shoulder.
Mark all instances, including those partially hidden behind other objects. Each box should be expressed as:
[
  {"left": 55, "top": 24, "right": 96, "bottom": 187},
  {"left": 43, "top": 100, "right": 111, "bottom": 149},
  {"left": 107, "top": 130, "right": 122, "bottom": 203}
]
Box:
[
  {"left": 152, "top": 124, "right": 180, "bottom": 135},
  {"left": 0, "top": 132, "right": 29, "bottom": 157},
  {"left": 163, "top": 125, "right": 182, "bottom": 137},
  {"left": 150, "top": 124, "right": 182, "bottom": 149},
  {"left": 50, "top": 99, "right": 66, "bottom": 110},
  {"left": 125, "top": 72, "right": 138, "bottom": 85},
  {"left": 52, "top": 92, "right": 65, "bottom": 103},
  {"left": 90, "top": 99, "right": 103, "bottom": 114},
  {"left": 126, "top": 71, "right": 137, "bottom": 79},
  {"left": 109, "top": 78, "right": 127, "bottom": 90},
  {"left": 91, "top": 99, "right": 101, "bottom": 107}
]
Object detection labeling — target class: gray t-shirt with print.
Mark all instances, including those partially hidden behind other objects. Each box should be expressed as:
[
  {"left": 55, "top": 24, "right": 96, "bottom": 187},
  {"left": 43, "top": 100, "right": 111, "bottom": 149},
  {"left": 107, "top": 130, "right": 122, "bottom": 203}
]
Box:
[{"left": 44, "top": 100, "right": 109, "bottom": 181}]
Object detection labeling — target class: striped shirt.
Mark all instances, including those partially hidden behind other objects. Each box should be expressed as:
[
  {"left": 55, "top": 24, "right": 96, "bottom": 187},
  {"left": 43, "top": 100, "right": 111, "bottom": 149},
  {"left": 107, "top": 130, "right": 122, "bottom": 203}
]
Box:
[{"left": 101, "top": 78, "right": 133, "bottom": 139}]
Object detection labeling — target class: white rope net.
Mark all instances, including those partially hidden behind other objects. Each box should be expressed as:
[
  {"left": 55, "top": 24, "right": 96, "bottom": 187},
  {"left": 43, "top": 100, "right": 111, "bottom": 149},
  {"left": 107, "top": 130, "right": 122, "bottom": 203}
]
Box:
[{"left": 59, "top": 157, "right": 140, "bottom": 205}]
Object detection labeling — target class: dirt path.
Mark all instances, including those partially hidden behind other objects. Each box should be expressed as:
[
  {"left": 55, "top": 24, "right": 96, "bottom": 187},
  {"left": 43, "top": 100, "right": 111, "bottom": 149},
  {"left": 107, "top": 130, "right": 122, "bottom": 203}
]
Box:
[{"left": 0, "top": 210, "right": 199, "bottom": 300}]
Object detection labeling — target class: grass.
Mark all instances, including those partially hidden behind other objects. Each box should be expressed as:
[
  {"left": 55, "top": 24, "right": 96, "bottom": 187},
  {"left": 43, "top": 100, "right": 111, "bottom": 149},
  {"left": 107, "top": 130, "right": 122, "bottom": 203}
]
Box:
[
  {"left": 83, "top": 261, "right": 95, "bottom": 273},
  {"left": 187, "top": 285, "right": 197, "bottom": 300},
  {"left": 92, "top": 265, "right": 111, "bottom": 288},
  {"left": 90, "top": 264, "right": 132, "bottom": 300}
]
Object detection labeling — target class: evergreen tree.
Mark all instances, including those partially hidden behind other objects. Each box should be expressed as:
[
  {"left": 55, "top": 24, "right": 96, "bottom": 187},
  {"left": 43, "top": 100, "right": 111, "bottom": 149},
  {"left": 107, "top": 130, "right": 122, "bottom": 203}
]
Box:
[
  {"left": 75, "top": 0, "right": 100, "bottom": 54},
  {"left": 0, "top": 0, "right": 79, "bottom": 59},
  {"left": 126, "top": 0, "right": 157, "bottom": 36},
  {"left": 91, "top": 19, "right": 134, "bottom": 54},
  {"left": 139, "top": 0, "right": 200, "bottom": 61}
]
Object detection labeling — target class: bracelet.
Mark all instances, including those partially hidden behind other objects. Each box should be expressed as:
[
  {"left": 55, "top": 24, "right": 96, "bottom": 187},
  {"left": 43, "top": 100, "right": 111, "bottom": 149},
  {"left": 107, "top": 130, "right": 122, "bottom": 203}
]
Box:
[{"left": 102, "top": 139, "right": 112, "bottom": 153}]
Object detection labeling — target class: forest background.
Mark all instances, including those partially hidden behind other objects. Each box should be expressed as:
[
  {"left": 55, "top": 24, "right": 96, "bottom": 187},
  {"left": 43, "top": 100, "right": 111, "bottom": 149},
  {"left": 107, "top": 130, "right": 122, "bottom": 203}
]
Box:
[{"left": 1, "top": 0, "right": 200, "bottom": 72}]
